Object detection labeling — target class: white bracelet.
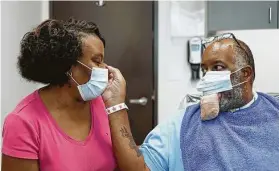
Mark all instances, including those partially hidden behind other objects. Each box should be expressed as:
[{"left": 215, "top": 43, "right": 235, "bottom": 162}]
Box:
[{"left": 106, "top": 103, "right": 128, "bottom": 115}]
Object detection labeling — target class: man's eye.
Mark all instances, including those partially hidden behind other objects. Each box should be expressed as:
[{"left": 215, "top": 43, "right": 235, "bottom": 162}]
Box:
[{"left": 213, "top": 65, "right": 225, "bottom": 71}]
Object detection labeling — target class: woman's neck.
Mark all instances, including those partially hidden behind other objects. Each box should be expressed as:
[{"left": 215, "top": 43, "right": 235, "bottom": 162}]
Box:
[{"left": 40, "top": 84, "right": 88, "bottom": 110}]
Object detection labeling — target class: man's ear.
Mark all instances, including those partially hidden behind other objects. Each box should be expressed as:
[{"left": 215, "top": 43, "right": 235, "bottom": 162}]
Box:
[{"left": 243, "top": 66, "right": 253, "bottom": 80}]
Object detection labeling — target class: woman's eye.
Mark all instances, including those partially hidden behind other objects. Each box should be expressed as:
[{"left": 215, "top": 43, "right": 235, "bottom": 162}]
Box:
[
  {"left": 92, "top": 56, "right": 102, "bottom": 65},
  {"left": 93, "top": 61, "right": 101, "bottom": 66}
]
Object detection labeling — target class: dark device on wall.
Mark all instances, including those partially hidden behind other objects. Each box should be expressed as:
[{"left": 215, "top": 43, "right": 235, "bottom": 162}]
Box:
[{"left": 187, "top": 37, "right": 202, "bottom": 80}]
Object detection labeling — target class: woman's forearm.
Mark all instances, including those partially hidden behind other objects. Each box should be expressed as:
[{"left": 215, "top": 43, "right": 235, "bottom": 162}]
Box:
[{"left": 109, "top": 110, "right": 150, "bottom": 171}]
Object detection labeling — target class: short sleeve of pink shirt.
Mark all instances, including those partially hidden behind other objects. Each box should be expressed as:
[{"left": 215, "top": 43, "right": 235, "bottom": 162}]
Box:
[
  {"left": 2, "top": 90, "right": 117, "bottom": 171},
  {"left": 3, "top": 113, "right": 40, "bottom": 159}
]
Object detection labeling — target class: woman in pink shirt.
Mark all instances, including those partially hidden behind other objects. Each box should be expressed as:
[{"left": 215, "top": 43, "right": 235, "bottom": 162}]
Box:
[{"left": 2, "top": 18, "right": 119, "bottom": 171}]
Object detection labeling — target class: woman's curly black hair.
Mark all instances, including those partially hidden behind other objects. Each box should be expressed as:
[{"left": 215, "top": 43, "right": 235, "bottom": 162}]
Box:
[{"left": 18, "top": 18, "right": 105, "bottom": 86}]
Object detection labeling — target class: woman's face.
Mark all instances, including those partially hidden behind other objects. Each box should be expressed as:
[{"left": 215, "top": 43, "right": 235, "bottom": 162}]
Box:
[{"left": 70, "top": 35, "right": 105, "bottom": 85}]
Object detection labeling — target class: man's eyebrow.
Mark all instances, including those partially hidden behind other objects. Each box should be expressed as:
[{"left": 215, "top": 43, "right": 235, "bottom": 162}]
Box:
[
  {"left": 213, "top": 60, "right": 229, "bottom": 68},
  {"left": 201, "top": 59, "right": 227, "bottom": 69},
  {"left": 213, "top": 60, "right": 226, "bottom": 64}
]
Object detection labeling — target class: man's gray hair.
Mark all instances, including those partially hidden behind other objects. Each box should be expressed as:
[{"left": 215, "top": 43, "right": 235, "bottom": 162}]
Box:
[{"left": 233, "top": 39, "right": 255, "bottom": 82}]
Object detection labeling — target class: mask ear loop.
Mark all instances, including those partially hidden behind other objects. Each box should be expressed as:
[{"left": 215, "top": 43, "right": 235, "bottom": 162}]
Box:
[
  {"left": 77, "top": 61, "right": 92, "bottom": 71},
  {"left": 66, "top": 71, "right": 80, "bottom": 86},
  {"left": 232, "top": 80, "right": 249, "bottom": 88},
  {"left": 231, "top": 65, "right": 251, "bottom": 88},
  {"left": 230, "top": 65, "right": 252, "bottom": 75},
  {"left": 67, "top": 61, "right": 93, "bottom": 86}
]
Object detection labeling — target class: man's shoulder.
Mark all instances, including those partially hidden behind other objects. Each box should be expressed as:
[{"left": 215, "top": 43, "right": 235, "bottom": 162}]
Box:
[
  {"left": 158, "top": 104, "right": 201, "bottom": 136},
  {"left": 258, "top": 92, "right": 279, "bottom": 100},
  {"left": 181, "top": 103, "right": 201, "bottom": 121},
  {"left": 257, "top": 92, "right": 279, "bottom": 106},
  {"left": 185, "top": 103, "right": 201, "bottom": 113}
]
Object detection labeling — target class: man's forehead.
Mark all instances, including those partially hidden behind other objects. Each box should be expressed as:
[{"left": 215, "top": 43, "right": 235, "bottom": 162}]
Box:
[{"left": 202, "top": 39, "right": 236, "bottom": 63}]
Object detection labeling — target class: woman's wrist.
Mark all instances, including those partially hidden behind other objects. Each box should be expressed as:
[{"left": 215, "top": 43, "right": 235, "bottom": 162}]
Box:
[{"left": 104, "top": 98, "right": 125, "bottom": 108}]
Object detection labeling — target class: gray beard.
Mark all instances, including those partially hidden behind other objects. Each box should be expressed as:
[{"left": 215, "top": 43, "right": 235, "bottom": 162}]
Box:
[
  {"left": 219, "top": 86, "right": 246, "bottom": 112},
  {"left": 219, "top": 66, "right": 247, "bottom": 112}
]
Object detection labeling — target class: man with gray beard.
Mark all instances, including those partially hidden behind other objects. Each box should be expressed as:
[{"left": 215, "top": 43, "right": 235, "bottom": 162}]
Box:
[
  {"left": 197, "top": 33, "right": 256, "bottom": 120},
  {"left": 102, "top": 33, "right": 279, "bottom": 171}
]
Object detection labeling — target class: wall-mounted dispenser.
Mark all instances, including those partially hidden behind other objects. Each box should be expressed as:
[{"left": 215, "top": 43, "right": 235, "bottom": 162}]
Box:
[{"left": 187, "top": 37, "right": 202, "bottom": 80}]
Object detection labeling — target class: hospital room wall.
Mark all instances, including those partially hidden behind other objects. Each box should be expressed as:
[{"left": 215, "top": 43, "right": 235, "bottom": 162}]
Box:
[
  {"left": 0, "top": 1, "right": 47, "bottom": 164},
  {"left": 1, "top": 1, "right": 279, "bottom": 127},
  {"left": 1, "top": 1, "right": 49, "bottom": 126}
]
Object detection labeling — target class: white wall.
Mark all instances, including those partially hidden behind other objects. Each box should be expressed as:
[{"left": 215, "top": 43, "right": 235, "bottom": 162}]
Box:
[
  {"left": 158, "top": 1, "right": 201, "bottom": 124},
  {"left": 1, "top": 1, "right": 47, "bottom": 125}
]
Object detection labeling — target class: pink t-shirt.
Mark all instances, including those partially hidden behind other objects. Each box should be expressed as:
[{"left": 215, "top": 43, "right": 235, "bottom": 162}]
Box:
[{"left": 2, "top": 90, "right": 117, "bottom": 171}]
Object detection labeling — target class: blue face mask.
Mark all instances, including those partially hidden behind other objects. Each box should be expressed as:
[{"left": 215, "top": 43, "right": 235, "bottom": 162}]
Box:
[
  {"left": 69, "top": 61, "right": 108, "bottom": 101},
  {"left": 197, "top": 67, "right": 248, "bottom": 96}
]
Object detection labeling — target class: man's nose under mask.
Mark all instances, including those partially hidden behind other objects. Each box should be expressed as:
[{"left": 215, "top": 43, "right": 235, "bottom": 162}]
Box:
[{"left": 197, "top": 67, "right": 248, "bottom": 121}]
